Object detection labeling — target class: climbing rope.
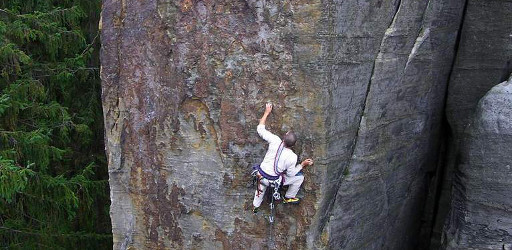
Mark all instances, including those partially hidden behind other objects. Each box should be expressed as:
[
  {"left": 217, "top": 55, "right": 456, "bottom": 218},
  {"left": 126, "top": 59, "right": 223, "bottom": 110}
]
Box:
[
  {"left": 269, "top": 182, "right": 281, "bottom": 224},
  {"left": 268, "top": 181, "right": 281, "bottom": 249}
]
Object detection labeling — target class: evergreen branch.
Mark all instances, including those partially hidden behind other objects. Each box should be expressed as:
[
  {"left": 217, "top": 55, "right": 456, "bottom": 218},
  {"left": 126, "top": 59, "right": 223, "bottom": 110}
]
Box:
[
  {"left": 0, "top": 130, "right": 17, "bottom": 134},
  {"left": 0, "top": 226, "right": 112, "bottom": 238},
  {"left": 80, "top": 31, "right": 99, "bottom": 57},
  {"left": 17, "top": 189, "right": 76, "bottom": 211},
  {"left": 33, "top": 67, "right": 99, "bottom": 74},
  {"left": 0, "top": 9, "right": 18, "bottom": 19},
  {"left": 0, "top": 7, "right": 80, "bottom": 19},
  {"left": 18, "top": 7, "right": 81, "bottom": 19},
  {"left": 70, "top": 67, "right": 99, "bottom": 72},
  {"left": 20, "top": 211, "right": 45, "bottom": 225}
]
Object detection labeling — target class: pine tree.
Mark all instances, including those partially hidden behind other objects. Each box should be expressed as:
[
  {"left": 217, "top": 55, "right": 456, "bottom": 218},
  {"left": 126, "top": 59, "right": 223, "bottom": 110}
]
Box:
[{"left": 0, "top": 0, "right": 111, "bottom": 248}]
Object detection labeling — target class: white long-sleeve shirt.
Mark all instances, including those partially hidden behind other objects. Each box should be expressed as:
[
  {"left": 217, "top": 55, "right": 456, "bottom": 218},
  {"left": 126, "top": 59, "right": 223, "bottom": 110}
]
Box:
[{"left": 257, "top": 125, "right": 303, "bottom": 177}]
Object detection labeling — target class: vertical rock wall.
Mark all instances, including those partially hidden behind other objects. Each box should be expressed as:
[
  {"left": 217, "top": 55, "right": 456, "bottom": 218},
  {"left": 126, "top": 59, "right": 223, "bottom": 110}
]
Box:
[
  {"left": 100, "top": 0, "right": 464, "bottom": 249},
  {"left": 326, "top": 0, "right": 465, "bottom": 248}
]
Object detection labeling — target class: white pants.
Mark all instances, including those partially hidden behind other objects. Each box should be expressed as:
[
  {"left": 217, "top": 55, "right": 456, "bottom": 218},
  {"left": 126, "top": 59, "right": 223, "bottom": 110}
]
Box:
[{"left": 252, "top": 175, "right": 304, "bottom": 208}]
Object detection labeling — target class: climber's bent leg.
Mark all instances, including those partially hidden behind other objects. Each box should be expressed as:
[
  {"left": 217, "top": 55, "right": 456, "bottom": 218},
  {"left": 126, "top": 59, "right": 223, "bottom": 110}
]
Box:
[
  {"left": 283, "top": 175, "right": 304, "bottom": 199},
  {"left": 253, "top": 178, "right": 269, "bottom": 208}
]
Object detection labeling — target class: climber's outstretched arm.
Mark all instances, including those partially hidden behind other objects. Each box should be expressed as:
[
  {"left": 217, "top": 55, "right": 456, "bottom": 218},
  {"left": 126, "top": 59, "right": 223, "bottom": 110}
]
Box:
[
  {"left": 259, "top": 103, "right": 273, "bottom": 126},
  {"left": 257, "top": 103, "right": 281, "bottom": 144}
]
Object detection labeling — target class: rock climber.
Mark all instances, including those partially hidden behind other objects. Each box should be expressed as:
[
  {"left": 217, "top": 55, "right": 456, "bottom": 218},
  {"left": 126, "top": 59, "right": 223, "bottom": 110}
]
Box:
[{"left": 252, "top": 103, "right": 314, "bottom": 213}]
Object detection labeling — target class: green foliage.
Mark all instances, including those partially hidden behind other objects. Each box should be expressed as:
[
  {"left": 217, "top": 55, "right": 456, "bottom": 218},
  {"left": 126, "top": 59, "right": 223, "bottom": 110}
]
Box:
[
  {"left": 0, "top": 0, "right": 111, "bottom": 248},
  {"left": 0, "top": 157, "right": 34, "bottom": 202}
]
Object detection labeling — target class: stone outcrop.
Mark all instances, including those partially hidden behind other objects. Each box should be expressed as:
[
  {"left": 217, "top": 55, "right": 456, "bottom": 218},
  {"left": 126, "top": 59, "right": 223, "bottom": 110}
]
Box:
[
  {"left": 97, "top": 0, "right": 512, "bottom": 249},
  {"left": 443, "top": 78, "right": 512, "bottom": 249}
]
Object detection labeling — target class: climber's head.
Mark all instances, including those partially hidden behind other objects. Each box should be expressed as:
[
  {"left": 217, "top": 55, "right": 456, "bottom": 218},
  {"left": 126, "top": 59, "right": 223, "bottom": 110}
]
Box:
[{"left": 283, "top": 131, "right": 297, "bottom": 148}]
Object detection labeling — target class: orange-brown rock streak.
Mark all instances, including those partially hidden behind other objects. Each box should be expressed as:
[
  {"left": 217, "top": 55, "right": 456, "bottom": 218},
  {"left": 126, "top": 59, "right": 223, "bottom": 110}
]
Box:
[{"left": 102, "top": 0, "right": 326, "bottom": 248}]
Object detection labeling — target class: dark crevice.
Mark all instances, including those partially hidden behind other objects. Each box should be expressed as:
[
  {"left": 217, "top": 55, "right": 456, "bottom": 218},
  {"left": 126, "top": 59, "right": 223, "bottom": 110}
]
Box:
[
  {"left": 342, "top": 0, "right": 403, "bottom": 199},
  {"left": 402, "top": 0, "right": 431, "bottom": 73},
  {"left": 424, "top": 0, "right": 469, "bottom": 248},
  {"left": 393, "top": 0, "right": 402, "bottom": 21},
  {"left": 431, "top": 122, "right": 451, "bottom": 233},
  {"left": 499, "top": 60, "right": 512, "bottom": 83},
  {"left": 445, "top": 0, "right": 469, "bottom": 95},
  {"left": 417, "top": 115, "right": 452, "bottom": 250}
]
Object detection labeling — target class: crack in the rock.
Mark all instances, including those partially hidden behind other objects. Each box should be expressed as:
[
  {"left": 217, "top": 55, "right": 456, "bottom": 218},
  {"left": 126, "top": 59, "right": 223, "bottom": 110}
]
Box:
[
  {"left": 427, "top": 0, "right": 469, "bottom": 247},
  {"left": 322, "top": 0, "right": 404, "bottom": 247},
  {"left": 403, "top": 0, "right": 431, "bottom": 72}
]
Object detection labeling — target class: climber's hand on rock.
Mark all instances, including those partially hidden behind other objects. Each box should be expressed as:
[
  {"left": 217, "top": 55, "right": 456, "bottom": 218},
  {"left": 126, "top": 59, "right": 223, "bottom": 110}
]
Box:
[
  {"left": 301, "top": 159, "right": 314, "bottom": 167},
  {"left": 259, "top": 103, "right": 273, "bottom": 125},
  {"left": 264, "top": 103, "right": 273, "bottom": 114}
]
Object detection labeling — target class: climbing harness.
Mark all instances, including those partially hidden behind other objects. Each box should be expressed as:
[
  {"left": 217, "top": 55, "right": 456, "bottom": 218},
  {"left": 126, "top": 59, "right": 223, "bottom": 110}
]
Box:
[{"left": 251, "top": 165, "right": 283, "bottom": 223}]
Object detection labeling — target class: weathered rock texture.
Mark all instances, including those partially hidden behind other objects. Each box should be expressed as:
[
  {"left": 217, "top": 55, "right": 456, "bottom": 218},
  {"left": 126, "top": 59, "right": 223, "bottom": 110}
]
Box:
[
  {"left": 430, "top": 0, "right": 512, "bottom": 248},
  {"left": 100, "top": 0, "right": 466, "bottom": 249},
  {"left": 446, "top": 0, "right": 512, "bottom": 133},
  {"left": 443, "top": 78, "right": 512, "bottom": 249},
  {"left": 324, "top": 0, "right": 465, "bottom": 249}
]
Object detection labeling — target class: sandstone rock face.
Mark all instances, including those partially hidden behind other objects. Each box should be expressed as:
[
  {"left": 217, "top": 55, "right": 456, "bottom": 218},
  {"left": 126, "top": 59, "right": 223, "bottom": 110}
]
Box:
[
  {"left": 100, "top": 0, "right": 464, "bottom": 249},
  {"left": 430, "top": 0, "right": 512, "bottom": 247},
  {"left": 443, "top": 78, "right": 512, "bottom": 249}
]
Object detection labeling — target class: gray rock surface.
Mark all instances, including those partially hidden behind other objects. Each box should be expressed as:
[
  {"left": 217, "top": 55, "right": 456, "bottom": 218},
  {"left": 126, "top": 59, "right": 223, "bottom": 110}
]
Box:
[
  {"left": 431, "top": 0, "right": 512, "bottom": 247},
  {"left": 443, "top": 78, "right": 512, "bottom": 249},
  {"left": 100, "top": 0, "right": 464, "bottom": 249},
  {"left": 446, "top": 0, "right": 512, "bottom": 134},
  {"left": 326, "top": 0, "right": 465, "bottom": 249}
]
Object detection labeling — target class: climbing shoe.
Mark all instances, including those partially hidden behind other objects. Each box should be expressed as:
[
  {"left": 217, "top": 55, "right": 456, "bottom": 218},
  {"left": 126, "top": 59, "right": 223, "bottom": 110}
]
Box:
[
  {"left": 253, "top": 207, "right": 259, "bottom": 213},
  {"left": 283, "top": 197, "right": 300, "bottom": 204}
]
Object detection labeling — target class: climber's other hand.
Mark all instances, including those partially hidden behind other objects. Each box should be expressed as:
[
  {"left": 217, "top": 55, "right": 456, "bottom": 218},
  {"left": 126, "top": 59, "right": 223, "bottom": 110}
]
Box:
[{"left": 301, "top": 159, "right": 314, "bottom": 167}]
